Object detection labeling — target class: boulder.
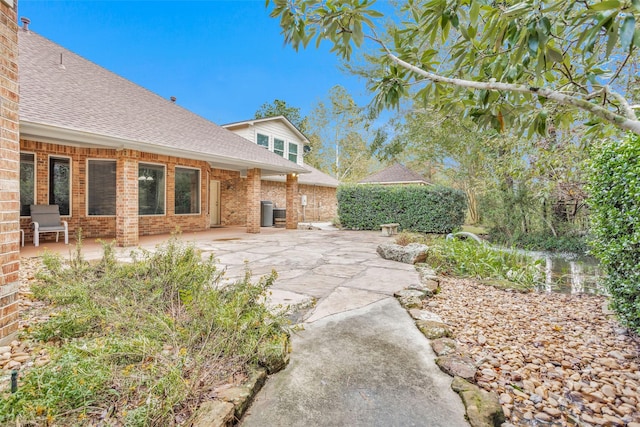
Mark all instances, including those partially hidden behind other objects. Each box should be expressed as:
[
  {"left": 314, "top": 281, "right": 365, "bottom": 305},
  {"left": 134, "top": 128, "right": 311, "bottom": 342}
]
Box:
[
  {"left": 394, "top": 289, "right": 428, "bottom": 309},
  {"left": 377, "top": 243, "right": 428, "bottom": 264},
  {"left": 451, "top": 376, "right": 505, "bottom": 427},
  {"left": 216, "top": 369, "right": 267, "bottom": 419},
  {"left": 431, "top": 338, "right": 458, "bottom": 356},
  {"left": 436, "top": 355, "right": 476, "bottom": 381},
  {"left": 416, "top": 319, "right": 452, "bottom": 339},
  {"left": 191, "top": 400, "right": 235, "bottom": 427}
]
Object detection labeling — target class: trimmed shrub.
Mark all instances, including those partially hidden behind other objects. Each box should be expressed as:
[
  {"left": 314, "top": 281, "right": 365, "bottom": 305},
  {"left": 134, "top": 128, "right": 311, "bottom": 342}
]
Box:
[
  {"left": 587, "top": 133, "right": 640, "bottom": 333},
  {"left": 337, "top": 184, "right": 466, "bottom": 233}
]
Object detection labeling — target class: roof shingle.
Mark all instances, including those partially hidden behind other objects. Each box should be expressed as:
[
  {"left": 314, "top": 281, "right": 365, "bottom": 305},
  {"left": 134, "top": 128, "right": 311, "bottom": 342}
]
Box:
[
  {"left": 359, "top": 163, "right": 431, "bottom": 185},
  {"left": 19, "top": 30, "right": 305, "bottom": 174}
]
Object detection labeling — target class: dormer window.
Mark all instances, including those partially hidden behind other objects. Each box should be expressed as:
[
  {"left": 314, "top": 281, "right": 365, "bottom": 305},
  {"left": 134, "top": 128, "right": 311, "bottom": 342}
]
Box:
[
  {"left": 274, "top": 138, "right": 285, "bottom": 157},
  {"left": 288, "top": 143, "right": 298, "bottom": 163},
  {"left": 257, "top": 133, "right": 269, "bottom": 148}
]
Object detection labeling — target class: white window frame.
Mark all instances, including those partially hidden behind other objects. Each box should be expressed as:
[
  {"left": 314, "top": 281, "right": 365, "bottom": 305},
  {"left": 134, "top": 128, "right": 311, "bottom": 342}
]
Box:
[
  {"left": 288, "top": 142, "right": 299, "bottom": 163},
  {"left": 256, "top": 132, "right": 270, "bottom": 149},
  {"left": 48, "top": 154, "right": 72, "bottom": 217},
  {"left": 273, "top": 138, "right": 285, "bottom": 157},
  {"left": 138, "top": 162, "right": 167, "bottom": 216},
  {"left": 174, "top": 165, "right": 201, "bottom": 216},
  {"left": 20, "top": 151, "right": 37, "bottom": 217},
  {"left": 86, "top": 158, "right": 117, "bottom": 217}
]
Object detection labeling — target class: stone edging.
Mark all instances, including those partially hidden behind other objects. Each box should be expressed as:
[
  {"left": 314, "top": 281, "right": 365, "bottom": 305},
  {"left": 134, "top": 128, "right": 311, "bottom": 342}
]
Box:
[{"left": 394, "top": 265, "right": 506, "bottom": 427}]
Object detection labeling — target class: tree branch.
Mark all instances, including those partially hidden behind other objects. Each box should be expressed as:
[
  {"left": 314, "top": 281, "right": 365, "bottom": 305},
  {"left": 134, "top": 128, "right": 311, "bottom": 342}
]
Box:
[{"left": 369, "top": 36, "right": 640, "bottom": 135}]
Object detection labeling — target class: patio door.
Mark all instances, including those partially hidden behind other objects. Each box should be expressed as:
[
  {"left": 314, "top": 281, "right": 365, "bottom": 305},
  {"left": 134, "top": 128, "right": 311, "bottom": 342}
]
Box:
[{"left": 209, "top": 180, "right": 220, "bottom": 226}]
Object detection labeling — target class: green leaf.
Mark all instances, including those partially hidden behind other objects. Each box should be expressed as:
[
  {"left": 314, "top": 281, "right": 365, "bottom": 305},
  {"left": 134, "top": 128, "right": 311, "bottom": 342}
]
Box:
[
  {"left": 589, "top": 0, "right": 621, "bottom": 11},
  {"left": 619, "top": 15, "right": 636, "bottom": 50},
  {"left": 470, "top": 1, "right": 480, "bottom": 25},
  {"left": 606, "top": 21, "right": 619, "bottom": 57},
  {"left": 546, "top": 45, "right": 563, "bottom": 63},
  {"left": 528, "top": 32, "right": 539, "bottom": 54},
  {"left": 633, "top": 0, "right": 640, "bottom": 12}
]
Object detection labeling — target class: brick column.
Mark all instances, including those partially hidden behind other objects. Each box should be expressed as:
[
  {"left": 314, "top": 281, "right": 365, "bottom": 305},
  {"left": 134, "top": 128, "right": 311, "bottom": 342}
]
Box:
[
  {"left": 246, "top": 168, "right": 261, "bottom": 233},
  {"left": 0, "top": 0, "right": 19, "bottom": 343},
  {"left": 286, "top": 173, "right": 299, "bottom": 230},
  {"left": 116, "top": 149, "right": 139, "bottom": 246}
]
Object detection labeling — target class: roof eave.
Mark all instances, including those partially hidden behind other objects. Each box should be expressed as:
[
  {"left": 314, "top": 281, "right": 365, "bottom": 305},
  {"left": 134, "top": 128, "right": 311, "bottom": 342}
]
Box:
[{"left": 20, "top": 121, "right": 307, "bottom": 175}]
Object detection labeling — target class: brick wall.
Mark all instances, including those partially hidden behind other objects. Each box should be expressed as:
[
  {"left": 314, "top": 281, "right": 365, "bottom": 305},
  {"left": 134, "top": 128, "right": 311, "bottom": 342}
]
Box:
[
  {"left": 0, "top": 0, "right": 19, "bottom": 342},
  {"left": 212, "top": 169, "right": 246, "bottom": 226},
  {"left": 285, "top": 174, "right": 298, "bottom": 229},
  {"left": 246, "top": 168, "right": 261, "bottom": 233},
  {"left": 20, "top": 139, "right": 223, "bottom": 244},
  {"left": 261, "top": 181, "right": 337, "bottom": 222}
]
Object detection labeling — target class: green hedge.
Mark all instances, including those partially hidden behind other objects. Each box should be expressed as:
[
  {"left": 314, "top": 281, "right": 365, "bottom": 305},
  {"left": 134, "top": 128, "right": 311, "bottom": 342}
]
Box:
[
  {"left": 337, "top": 184, "right": 467, "bottom": 233},
  {"left": 587, "top": 133, "right": 640, "bottom": 333}
]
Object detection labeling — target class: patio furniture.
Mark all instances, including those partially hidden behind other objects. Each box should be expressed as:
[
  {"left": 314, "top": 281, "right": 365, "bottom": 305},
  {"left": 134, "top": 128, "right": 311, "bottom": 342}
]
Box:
[{"left": 30, "top": 204, "right": 68, "bottom": 246}]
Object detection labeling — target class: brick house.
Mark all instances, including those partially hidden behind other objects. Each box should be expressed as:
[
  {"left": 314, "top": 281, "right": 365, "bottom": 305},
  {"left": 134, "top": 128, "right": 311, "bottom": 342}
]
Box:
[
  {"left": 223, "top": 116, "right": 339, "bottom": 222},
  {"left": 0, "top": 0, "right": 20, "bottom": 342},
  {"left": 17, "top": 25, "right": 310, "bottom": 250}
]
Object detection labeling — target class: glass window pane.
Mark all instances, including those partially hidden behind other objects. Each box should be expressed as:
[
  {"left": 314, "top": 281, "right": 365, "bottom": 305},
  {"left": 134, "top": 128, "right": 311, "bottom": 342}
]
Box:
[
  {"left": 88, "top": 160, "right": 116, "bottom": 216},
  {"left": 138, "top": 163, "right": 165, "bottom": 215},
  {"left": 274, "top": 138, "right": 285, "bottom": 157},
  {"left": 257, "top": 133, "right": 269, "bottom": 148},
  {"left": 175, "top": 167, "right": 200, "bottom": 214},
  {"left": 49, "top": 157, "right": 70, "bottom": 216},
  {"left": 20, "top": 153, "right": 35, "bottom": 217},
  {"left": 288, "top": 143, "right": 298, "bottom": 163}
]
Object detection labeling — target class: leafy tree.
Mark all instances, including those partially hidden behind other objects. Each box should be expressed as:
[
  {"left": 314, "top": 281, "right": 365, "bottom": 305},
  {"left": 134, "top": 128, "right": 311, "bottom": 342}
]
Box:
[
  {"left": 267, "top": 0, "right": 640, "bottom": 136},
  {"left": 307, "top": 85, "right": 376, "bottom": 181},
  {"left": 255, "top": 99, "right": 309, "bottom": 133}
]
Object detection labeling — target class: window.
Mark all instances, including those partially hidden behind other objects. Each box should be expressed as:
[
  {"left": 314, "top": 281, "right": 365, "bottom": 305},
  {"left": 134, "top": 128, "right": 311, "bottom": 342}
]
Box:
[
  {"left": 257, "top": 133, "right": 269, "bottom": 148},
  {"left": 175, "top": 167, "right": 200, "bottom": 214},
  {"left": 288, "top": 143, "right": 298, "bottom": 163},
  {"left": 49, "top": 156, "right": 70, "bottom": 216},
  {"left": 274, "top": 138, "right": 285, "bottom": 157},
  {"left": 20, "top": 153, "right": 35, "bottom": 216},
  {"left": 138, "top": 163, "right": 165, "bottom": 215},
  {"left": 88, "top": 160, "right": 116, "bottom": 216}
]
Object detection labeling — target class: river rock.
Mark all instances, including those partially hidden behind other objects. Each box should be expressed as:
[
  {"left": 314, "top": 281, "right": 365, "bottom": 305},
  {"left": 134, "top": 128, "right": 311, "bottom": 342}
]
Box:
[
  {"left": 436, "top": 355, "right": 476, "bottom": 381},
  {"left": 376, "top": 243, "right": 428, "bottom": 264},
  {"left": 451, "top": 376, "right": 505, "bottom": 427}
]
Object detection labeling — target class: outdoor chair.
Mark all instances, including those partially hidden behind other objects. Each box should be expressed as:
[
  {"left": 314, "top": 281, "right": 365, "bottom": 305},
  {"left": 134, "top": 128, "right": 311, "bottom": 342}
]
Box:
[{"left": 30, "top": 204, "right": 69, "bottom": 247}]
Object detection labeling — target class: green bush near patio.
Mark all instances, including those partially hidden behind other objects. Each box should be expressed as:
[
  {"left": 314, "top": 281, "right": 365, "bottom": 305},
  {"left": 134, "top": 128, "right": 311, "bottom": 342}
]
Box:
[
  {"left": 0, "top": 237, "right": 290, "bottom": 426},
  {"left": 587, "top": 133, "right": 640, "bottom": 333},
  {"left": 337, "top": 184, "right": 466, "bottom": 233}
]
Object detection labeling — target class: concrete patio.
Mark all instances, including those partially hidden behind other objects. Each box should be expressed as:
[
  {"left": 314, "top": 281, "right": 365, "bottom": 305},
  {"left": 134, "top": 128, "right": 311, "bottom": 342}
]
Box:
[{"left": 20, "top": 225, "right": 468, "bottom": 426}]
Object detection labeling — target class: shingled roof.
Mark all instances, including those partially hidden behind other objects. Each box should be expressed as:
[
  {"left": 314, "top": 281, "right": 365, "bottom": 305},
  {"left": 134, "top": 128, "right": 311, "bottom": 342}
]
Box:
[
  {"left": 359, "top": 163, "right": 431, "bottom": 185},
  {"left": 264, "top": 163, "right": 339, "bottom": 187},
  {"left": 18, "top": 30, "right": 306, "bottom": 176}
]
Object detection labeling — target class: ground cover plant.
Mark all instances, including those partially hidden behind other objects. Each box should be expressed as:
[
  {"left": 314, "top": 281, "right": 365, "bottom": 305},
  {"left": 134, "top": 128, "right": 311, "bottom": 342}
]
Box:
[
  {"left": 396, "top": 232, "right": 542, "bottom": 290},
  {"left": 0, "top": 237, "right": 290, "bottom": 426}
]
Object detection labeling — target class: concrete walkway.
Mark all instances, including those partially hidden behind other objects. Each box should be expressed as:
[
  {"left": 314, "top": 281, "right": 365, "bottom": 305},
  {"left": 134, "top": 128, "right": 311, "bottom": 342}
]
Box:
[
  {"left": 23, "top": 226, "right": 467, "bottom": 426},
  {"left": 203, "top": 228, "right": 467, "bottom": 427}
]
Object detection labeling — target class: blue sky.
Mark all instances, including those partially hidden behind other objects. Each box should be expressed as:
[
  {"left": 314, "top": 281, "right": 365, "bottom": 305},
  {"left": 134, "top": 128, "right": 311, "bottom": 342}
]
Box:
[{"left": 18, "top": 0, "right": 377, "bottom": 125}]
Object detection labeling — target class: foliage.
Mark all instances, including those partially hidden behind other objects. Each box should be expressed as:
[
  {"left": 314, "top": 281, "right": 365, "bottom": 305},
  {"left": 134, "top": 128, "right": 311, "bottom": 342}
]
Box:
[
  {"left": 426, "top": 237, "right": 541, "bottom": 290},
  {"left": 337, "top": 184, "right": 466, "bottom": 233},
  {"left": 307, "top": 85, "right": 378, "bottom": 181},
  {"left": 0, "top": 238, "right": 290, "bottom": 426},
  {"left": 268, "top": 0, "right": 640, "bottom": 136},
  {"left": 587, "top": 133, "right": 640, "bottom": 332},
  {"left": 491, "top": 232, "right": 589, "bottom": 254},
  {"left": 255, "top": 98, "right": 309, "bottom": 134}
]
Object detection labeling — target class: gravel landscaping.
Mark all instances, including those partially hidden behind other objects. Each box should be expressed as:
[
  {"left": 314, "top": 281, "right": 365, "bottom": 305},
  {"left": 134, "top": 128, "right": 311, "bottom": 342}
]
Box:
[{"left": 428, "top": 277, "right": 640, "bottom": 426}]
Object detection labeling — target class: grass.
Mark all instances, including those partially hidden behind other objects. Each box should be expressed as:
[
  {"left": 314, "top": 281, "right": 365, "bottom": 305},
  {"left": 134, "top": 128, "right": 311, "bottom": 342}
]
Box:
[
  {"left": 461, "top": 225, "right": 489, "bottom": 235},
  {"left": 0, "top": 235, "right": 290, "bottom": 426},
  {"left": 396, "top": 231, "right": 542, "bottom": 290}
]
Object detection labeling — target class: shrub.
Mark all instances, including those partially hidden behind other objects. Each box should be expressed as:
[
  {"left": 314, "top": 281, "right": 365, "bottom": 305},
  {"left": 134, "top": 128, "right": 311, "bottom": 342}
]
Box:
[
  {"left": 427, "top": 238, "right": 542, "bottom": 289},
  {"left": 2, "top": 238, "right": 290, "bottom": 426},
  {"left": 337, "top": 184, "right": 466, "bottom": 233},
  {"left": 587, "top": 133, "right": 640, "bottom": 333}
]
